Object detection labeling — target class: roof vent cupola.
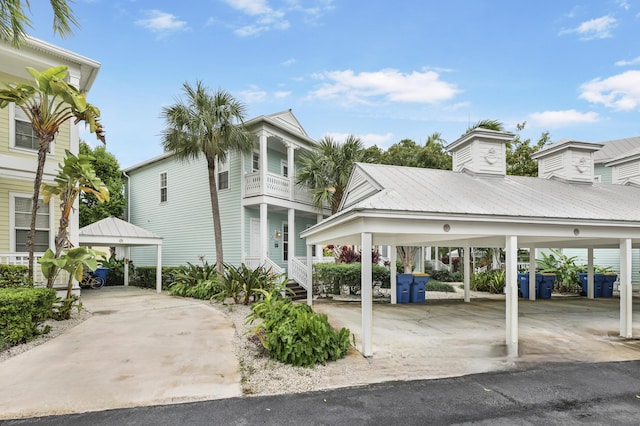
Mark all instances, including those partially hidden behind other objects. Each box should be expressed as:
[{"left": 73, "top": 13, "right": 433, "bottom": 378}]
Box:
[
  {"left": 446, "top": 128, "right": 514, "bottom": 177},
  {"left": 531, "top": 139, "right": 603, "bottom": 184}
]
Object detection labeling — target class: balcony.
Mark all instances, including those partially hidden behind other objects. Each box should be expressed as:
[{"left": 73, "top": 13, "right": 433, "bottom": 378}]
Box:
[{"left": 244, "top": 171, "right": 315, "bottom": 206}]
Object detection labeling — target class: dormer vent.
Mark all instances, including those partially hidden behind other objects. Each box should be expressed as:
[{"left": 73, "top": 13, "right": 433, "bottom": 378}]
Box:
[
  {"left": 532, "top": 139, "right": 603, "bottom": 184},
  {"left": 446, "top": 128, "right": 514, "bottom": 177}
]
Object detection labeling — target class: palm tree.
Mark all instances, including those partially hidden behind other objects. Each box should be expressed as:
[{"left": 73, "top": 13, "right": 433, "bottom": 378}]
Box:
[
  {"left": 161, "top": 81, "right": 254, "bottom": 275},
  {"left": 0, "top": 65, "right": 105, "bottom": 279},
  {"left": 0, "top": 0, "right": 78, "bottom": 46},
  {"left": 466, "top": 119, "right": 504, "bottom": 134},
  {"left": 296, "top": 135, "right": 366, "bottom": 215}
]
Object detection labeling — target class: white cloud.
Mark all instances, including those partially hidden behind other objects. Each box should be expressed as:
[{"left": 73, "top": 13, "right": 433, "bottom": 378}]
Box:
[
  {"left": 324, "top": 131, "right": 394, "bottom": 148},
  {"left": 239, "top": 85, "right": 268, "bottom": 103},
  {"left": 274, "top": 91, "right": 291, "bottom": 98},
  {"left": 281, "top": 58, "right": 296, "bottom": 66},
  {"left": 559, "top": 15, "right": 617, "bottom": 40},
  {"left": 615, "top": 56, "right": 640, "bottom": 66},
  {"left": 528, "top": 110, "right": 599, "bottom": 127},
  {"left": 579, "top": 70, "right": 640, "bottom": 110},
  {"left": 135, "top": 10, "right": 187, "bottom": 33},
  {"left": 310, "top": 68, "right": 461, "bottom": 105},
  {"left": 617, "top": 0, "right": 630, "bottom": 11},
  {"left": 224, "top": 0, "right": 272, "bottom": 15}
]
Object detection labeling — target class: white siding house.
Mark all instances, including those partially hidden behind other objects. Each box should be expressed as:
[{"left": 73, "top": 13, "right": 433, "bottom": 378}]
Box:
[{"left": 124, "top": 110, "right": 330, "bottom": 288}]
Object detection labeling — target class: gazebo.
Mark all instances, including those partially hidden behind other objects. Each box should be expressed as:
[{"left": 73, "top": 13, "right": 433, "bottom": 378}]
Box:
[
  {"left": 300, "top": 130, "right": 640, "bottom": 358},
  {"left": 79, "top": 216, "right": 163, "bottom": 293}
]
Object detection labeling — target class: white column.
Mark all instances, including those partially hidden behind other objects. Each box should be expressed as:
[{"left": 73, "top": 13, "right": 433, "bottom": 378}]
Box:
[
  {"left": 361, "top": 232, "right": 373, "bottom": 357},
  {"left": 306, "top": 244, "right": 313, "bottom": 306},
  {"left": 587, "top": 247, "right": 594, "bottom": 299},
  {"left": 156, "top": 245, "right": 162, "bottom": 294},
  {"left": 260, "top": 203, "right": 268, "bottom": 264},
  {"left": 259, "top": 131, "right": 267, "bottom": 190},
  {"left": 505, "top": 235, "right": 519, "bottom": 357},
  {"left": 287, "top": 143, "right": 296, "bottom": 201},
  {"left": 288, "top": 208, "right": 295, "bottom": 277},
  {"left": 434, "top": 246, "right": 440, "bottom": 270},
  {"left": 620, "top": 238, "right": 633, "bottom": 338},
  {"left": 463, "top": 245, "right": 470, "bottom": 303},
  {"left": 315, "top": 214, "right": 323, "bottom": 262},
  {"left": 418, "top": 247, "right": 424, "bottom": 273},
  {"left": 390, "top": 245, "right": 397, "bottom": 304},
  {"left": 529, "top": 247, "right": 536, "bottom": 301},
  {"left": 124, "top": 247, "right": 130, "bottom": 286}
]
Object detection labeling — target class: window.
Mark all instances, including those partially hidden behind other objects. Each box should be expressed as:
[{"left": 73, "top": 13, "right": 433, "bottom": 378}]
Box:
[
  {"left": 252, "top": 151, "right": 260, "bottom": 172},
  {"left": 160, "top": 172, "right": 167, "bottom": 202},
  {"left": 13, "top": 196, "right": 50, "bottom": 252},
  {"left": 218, "top": 157, "right": 229, "bottom": 190},
  {"left": 283, "top": 223, "right": 289, "bottom": 261},
  {"left": 281, "top": 160, "right": 288, "bottom": 178},
  {"left": 13, "top": 105, "right": 49, "bottom": 152}
]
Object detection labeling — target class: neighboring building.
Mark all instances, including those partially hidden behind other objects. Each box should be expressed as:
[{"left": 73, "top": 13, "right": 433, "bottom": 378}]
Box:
[
  {"left": 0, "top": 37, "right": 101, "bottom": 284},
  {"left": 124, "top": 110, "right": 331, "bottom": 286},
  {"left": 593, "top": 136, "right": 640, "bottom": 183}
]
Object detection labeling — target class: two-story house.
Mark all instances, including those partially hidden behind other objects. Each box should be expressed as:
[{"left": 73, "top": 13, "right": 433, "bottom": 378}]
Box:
[
  {"left": 124, "top": 110, "right": 331, "bottom": 288},
  {"left": 0, "top": 37, "right": 101, "bottom": 284}
]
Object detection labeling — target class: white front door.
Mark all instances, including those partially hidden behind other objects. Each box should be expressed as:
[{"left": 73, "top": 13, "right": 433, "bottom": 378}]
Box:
[{"left": 250, "top": 218, "right": 260, "bottom": 257}]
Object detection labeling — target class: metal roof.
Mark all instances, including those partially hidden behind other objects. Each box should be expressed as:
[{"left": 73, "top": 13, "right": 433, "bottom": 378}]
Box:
[
  {"left": 79, "top": 217, "right": 162, "bottom": 246},
  {"left": 593, "top": 137, "right": 640, "bottom": 164}
]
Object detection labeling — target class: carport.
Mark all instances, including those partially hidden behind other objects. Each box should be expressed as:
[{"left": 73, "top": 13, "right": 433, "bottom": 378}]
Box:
[
  {"left": 79, "top": 216, "right": 164, "bottom": 293},
  {"left": 300, "top": 130, "right": 640, "bottom": 358}
]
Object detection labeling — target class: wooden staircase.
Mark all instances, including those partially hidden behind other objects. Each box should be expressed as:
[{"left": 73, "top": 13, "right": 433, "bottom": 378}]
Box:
[{"left": 286, "top": 280, "right": 307, "bottom": 301}]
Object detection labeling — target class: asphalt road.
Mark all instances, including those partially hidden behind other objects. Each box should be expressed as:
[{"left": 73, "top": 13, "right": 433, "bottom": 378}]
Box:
[{"left": 2, "top": 360, "right": 639, "bottom": 425}]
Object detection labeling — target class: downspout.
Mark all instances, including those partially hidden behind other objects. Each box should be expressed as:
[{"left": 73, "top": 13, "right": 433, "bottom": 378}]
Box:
[{"left": 122, "top": 170, "right": 130, "bottom": 221}]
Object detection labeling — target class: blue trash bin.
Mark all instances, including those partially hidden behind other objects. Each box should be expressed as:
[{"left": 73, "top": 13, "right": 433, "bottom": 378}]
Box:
[
  {"left": 538, "top": 274, "right": 555, "bottom": 299},
  {"left": 579, "top": 273, "right": 603, "bottom": 297},
  {"left": 602, "top": 274, "right": 616, "bottom": 298},
  {"left": 410, "top": 274, "right": 429, "bottom": 303},
  {"left": 93, "top": 267, "right": 109, "bottom": 282},
  {"left": 518, "top": 273, "right": 538, "bottom": 299},
  {"left": 396, "top": 274, "right": 412, "bottom": 304}
]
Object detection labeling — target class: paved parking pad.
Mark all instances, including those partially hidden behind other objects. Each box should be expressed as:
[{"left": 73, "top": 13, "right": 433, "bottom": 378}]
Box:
[{"left": 0, "top": 287, "right": 241, "bottom": 420}]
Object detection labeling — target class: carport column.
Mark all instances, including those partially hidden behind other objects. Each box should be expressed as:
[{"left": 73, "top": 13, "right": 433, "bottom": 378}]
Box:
[
  {"left": 587, "top": 248, "right": 594, "bottom": 299},
  {"left": 260, "top": 203, "right": 268, "bottom": 264},
  {"left": 505, "top": 235, "right": 519, "bottom": 357},
  {"left": 156, "top": 245, "right": 162, "bottom": 294},
  {"left": 124, "top": 247, "right": 130, "bottom": 286},
  {"left": 620, "top": 238, "right": 633, "bottom": 338},
  {"left": 463, "top": 245, "right": 470, "bottom": 302},
  {"left": 390, "top": 245, "right": 397, "bottom": 304},
  {"left": 528, "top": 247, "right": 536, "bottom": 301},
  {"left": 361, "top": 232, "right": 373, "bottom": 357},
  {"left": 306, "top": 244, "right": 313, "bottom": 306}
]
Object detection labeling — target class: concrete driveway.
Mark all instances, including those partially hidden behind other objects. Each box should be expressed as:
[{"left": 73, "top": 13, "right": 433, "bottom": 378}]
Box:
[
  {"left": 0, "top": 287, "right": 241, "bottom": 420},
  {"left": 311, "top": 295, "right": 640, "bottom": 389}
]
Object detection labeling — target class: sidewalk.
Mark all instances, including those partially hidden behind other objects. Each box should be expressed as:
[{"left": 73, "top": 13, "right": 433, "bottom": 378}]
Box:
[{"left": 0, "top": 287, "right": 241, "bottom": 420}]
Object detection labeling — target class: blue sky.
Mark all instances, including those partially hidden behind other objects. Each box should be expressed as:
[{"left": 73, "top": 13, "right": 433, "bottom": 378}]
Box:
[{"left": 25, "top": 0, "right": 640, "bottom": 168}]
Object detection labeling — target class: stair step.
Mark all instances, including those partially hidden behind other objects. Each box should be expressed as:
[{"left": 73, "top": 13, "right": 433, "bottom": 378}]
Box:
[{"left": 286, "top": 281, "right": 307, "bottom": 300}]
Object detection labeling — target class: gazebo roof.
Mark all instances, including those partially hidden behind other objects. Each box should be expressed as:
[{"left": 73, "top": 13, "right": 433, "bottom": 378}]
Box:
[{"left": 79, "top": 216, "right": 162, "bottom": 247}]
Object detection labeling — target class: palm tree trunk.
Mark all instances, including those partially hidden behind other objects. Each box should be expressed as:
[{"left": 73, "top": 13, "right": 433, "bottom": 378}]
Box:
[
  {"left": 28, "top": 139, "right": 51, "bottom": 282},
  {"left": 206, "top": 155, "right": 225, "bottom": 275}
]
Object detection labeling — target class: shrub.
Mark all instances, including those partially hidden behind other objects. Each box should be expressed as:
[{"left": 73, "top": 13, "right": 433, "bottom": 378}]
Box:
[
  {"left": 471, "top": 270, "right": 505, "bottom": 294},
  {"left": 216, "top": 263, "right": 278, "bottom": 305},
  {"left": 247, "top": 284, "right": 350, "bottom": 367},
  {"left": 427, "top": 281, "right": 455, "bottom": 292},
  {"left": 0, "top": 265, "right": 32, "bottom": 288},
  {"left": 0, "top": 287, "right": 56, "bottom": 349},
  {"left": 98, "top": 254, "right": 135, "bottom": 286},
  {"left": 129, "top": 266, "right": 176, "bottom": 290},
  {"left": 429, "top": 270, "right": 462, "bottom": 282},
  {"left": 313, "top": 263, "right": 390, "bottom": 295}
]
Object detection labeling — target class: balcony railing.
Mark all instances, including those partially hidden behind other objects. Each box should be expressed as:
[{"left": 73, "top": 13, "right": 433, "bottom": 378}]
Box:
[{"left": 243, "top": 171, "right": 317, "bottom": 206}]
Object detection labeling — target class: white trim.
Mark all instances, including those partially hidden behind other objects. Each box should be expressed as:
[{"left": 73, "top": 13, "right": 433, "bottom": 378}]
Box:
[
  {"left": 281, "top": 159, "right": 288, "bottom": 177},
  {"left": 252, "top": 150, "right": 260, "bottom": 172},
  {"left": 9, "top": 104, "right": 57, "bottom": 156}
]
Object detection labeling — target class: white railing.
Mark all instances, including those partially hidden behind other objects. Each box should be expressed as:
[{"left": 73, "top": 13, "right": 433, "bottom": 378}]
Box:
[
  {"left": 244, "top": 172, "right": 290, "bottom": 199},
  {"left": 243, "top": 256, "right": 284, "bottom": 276},
  {"left": 244, "top": 173, "right": 262, "bottom": 197},
  {"left": 244, "top": 256, "right": 261, "bottom": 270},
  {"left": 426, "top": 259, "right": 451, "bottom": 272},
  {"left": 291, "top": 257, "right": 308, "bottom": 290},
  {"left": 0, "top": 252, "right": 67, "bottom": 286},
  {"left": 264, "top": 257, "right": 285, "bottom": 277}
]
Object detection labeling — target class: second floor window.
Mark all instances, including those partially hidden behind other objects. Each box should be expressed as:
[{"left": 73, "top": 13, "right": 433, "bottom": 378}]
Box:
[
  {"left": 160, "top": 172, "right": 168, "bottom": 202},
  {"left": 281, "top": 160, "right": 288, "bottom": 178},
  {"left": 252, "top": 151, "right": 260, "bottom": 172},
  {"left": 218, "top": 157, "right": 229, "bottom": 190},
  {"left": 14, "top": 105, "right": 46, "bottom": 152}
]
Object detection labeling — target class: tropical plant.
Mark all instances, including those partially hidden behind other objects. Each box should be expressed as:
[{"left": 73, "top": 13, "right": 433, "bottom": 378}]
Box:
[
  {"left": 217, "top": 263, "right": 277, "bottom": 305},
  {"left": 161, "top": 82, "right": 254, "bottom": 275},
  {"left": 470, "top": 270, "right": 505, "bottom": 294},
  {"left": 296, "top": 135, "right": 368, "bottom": 214},
  {"left": 247, "top": 283, "right": 350, "bottom": 367},
  {"left": 40, "top": 150, "right": 109, "bottom": 288},
  {"left": 79, "top": 142, "right": 126, "bottom": 227},
  {"left": 0, "top": 65, "right": 105, "bottom": 279},
  {"left": 0, "top": 0, "right": 78, "bottom": 46},
  {"left": 97, "top": 253, "right": 134, "bottom": 286},
  {"left": 169, "top": 260, "right": 221, "bottom": 300},
  {"left": 536, "top": 249, "right": 581, "bottom": 292}
]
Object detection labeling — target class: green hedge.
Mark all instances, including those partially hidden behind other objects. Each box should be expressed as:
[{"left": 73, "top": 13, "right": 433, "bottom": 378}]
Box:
[
  {"left": 0, "top": 264, "right": 32, "bottom": 288},
  {"left": 129, "top": 266, "right": 178, "bottom": 290},
  {"left": 313, "top": 263, "right": 390, "bottom": 295},
  {"left": 0, "top": 287, "right": 56, "bottom": 349}
]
